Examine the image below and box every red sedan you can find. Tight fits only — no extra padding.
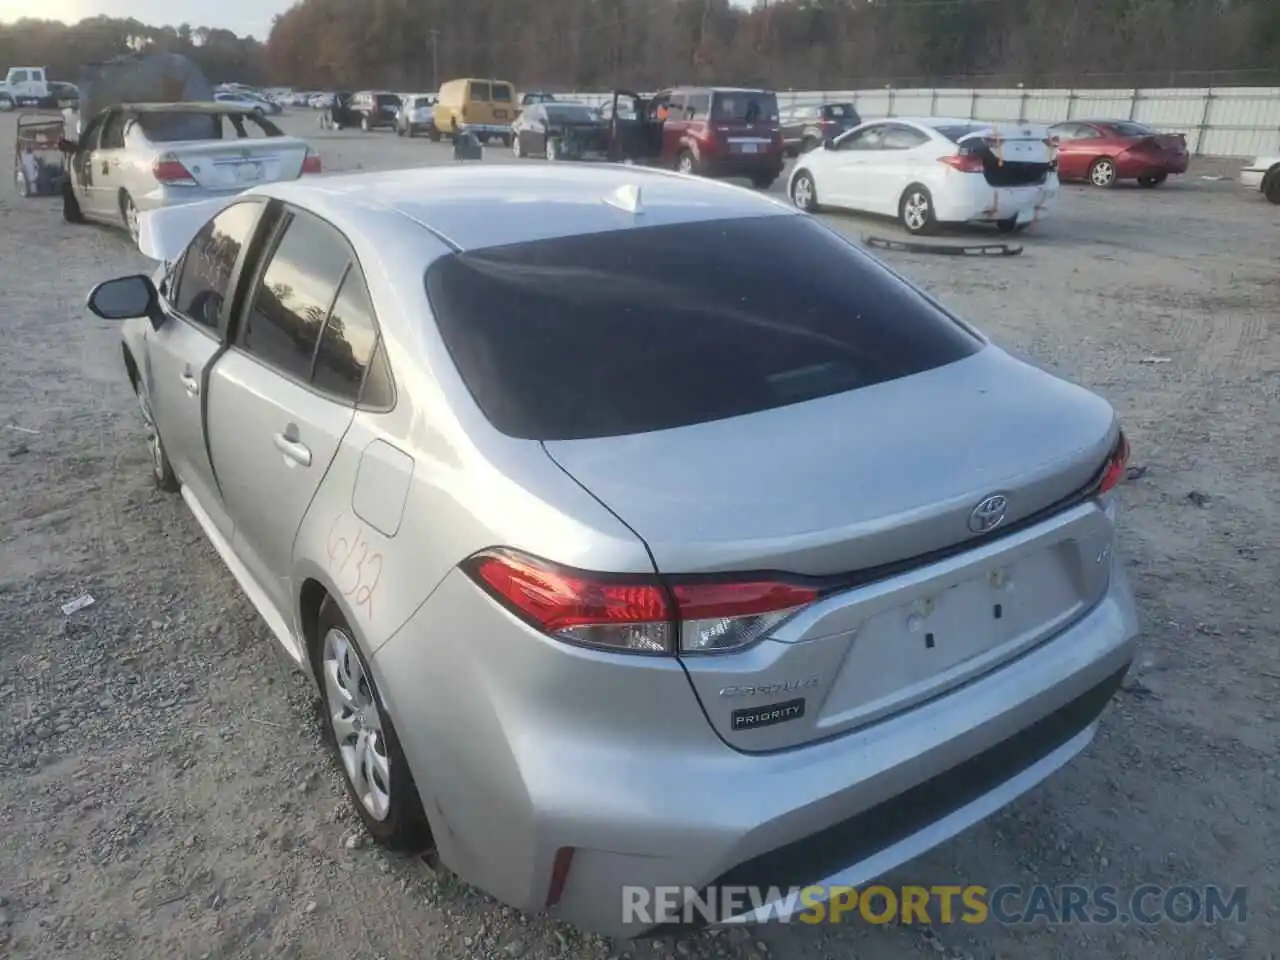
[1048,119,1190,188]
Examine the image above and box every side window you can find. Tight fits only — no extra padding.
[11,70,28,83]
[172,201,265,331]
[98,113,125,150]
[240,210,351,382]
[492,83,513,103]
[667,93,688,119]
[881,124,930,150]
[838,125,884,150]
[469,81,491,102]
[1076,125,1103,139]
[684,92,710,120]
[313,266,385,405]
[33,69,44,82]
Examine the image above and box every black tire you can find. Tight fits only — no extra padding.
[0,94,14,112]
[428,126,441,142]
[1137,173,1167,188]
[800,135,820,154]
[1088,157,1117,188]
[312,597,432,851]
[135,378,179,492]
[62,179,83,224]
[751,171,778,190]
[1263,167,1280,205]
[790,169,819,212]
[396,124,404,137]
[899,184,938,235]
[407,126,416,139]
[500,134,512,148]
[996,216,1027,234]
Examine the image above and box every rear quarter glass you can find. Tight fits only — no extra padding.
[424,215,982,441]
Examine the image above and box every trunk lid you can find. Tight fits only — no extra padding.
[544,346,1120,750]
[959,122,1054,187]
[166,137,309,190]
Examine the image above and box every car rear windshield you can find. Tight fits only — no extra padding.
[376,94,400,108]
[935,123,988,142]
[134,112,222,142]
[1106,121,1154,137]
[712,91,779,122]
[492,84,513,102]
[821,103,858,119]
[424,216,982,440]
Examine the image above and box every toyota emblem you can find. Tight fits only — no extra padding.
[968,494,1008,534]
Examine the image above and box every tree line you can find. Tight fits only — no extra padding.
[4,1,1278,94]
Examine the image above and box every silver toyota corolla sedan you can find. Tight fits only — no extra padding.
[85,164,1138,938]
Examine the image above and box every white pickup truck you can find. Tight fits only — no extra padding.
[0,66,53,109]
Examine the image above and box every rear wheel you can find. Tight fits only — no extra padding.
[1137,173,1167,188]
[1262,167,1280,205]
[995,216,1027,234]
[0,94,14,112]
[1088,157,1117,188]
[313,598,432,851]
[899,185,938,235]
[120,191,139,242]
[675,150,698,176]
[428,125,441,142]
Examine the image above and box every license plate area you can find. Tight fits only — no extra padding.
[816,543,1087,730]
[233,162,262,183]
[733,142,759,154]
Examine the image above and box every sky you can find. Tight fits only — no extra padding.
[0,0,284,42]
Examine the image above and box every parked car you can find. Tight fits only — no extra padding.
[511,101,607,160]
[779,101,861,156]
[351,91,402,131]
[1047,119,1188,188]
[86,162,1136,940]
[433,78,516,144]
[607,86,785,188]
[396,95,436,137]
[319,91,357,130]
[47,80,80,107]
[788,117,1059,235]
[520,91,557,106]
[213,90,282,116]
[61,102,320,240]
[0,65,54,109]
[1240,153,1280,204]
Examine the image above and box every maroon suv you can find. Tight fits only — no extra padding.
[607,86,785,189]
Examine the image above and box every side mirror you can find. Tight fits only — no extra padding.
[86,274,163,328]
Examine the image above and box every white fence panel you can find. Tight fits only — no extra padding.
[561,85,1280,156]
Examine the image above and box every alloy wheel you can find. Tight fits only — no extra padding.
[1090,159,1116,187]
[902,191,930,232]
[322,627,392,821]
[792,174,815,211]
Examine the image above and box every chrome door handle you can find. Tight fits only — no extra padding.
[180,373,199,397]
[273,432,312,466]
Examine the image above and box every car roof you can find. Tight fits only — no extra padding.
[250,163,796,253]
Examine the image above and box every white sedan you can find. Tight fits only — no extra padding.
[1240,154,1280,203]
[787,117,1059,235]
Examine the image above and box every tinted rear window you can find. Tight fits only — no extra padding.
[492,84,513,102]
[821,103,858,119]
[935,124,988,142]
[376,94,400,108]
[1106,121,1153,137]
[425,216,981,441]
[712,91,779,122]
[469,81,491,101]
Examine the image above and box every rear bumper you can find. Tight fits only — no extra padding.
[372,553,1138,939]
[459,123,512,137]
[1115,153,1189,177]
[1239,168,1266,190]
[934,175,1059,226]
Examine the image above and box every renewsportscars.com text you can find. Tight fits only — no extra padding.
[622,884,1248,926]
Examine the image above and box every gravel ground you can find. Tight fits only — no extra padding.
[1,112,1276,960]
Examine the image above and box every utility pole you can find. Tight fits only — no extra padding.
[428,29,440,90]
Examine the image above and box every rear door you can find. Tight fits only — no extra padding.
[205,206,361,619]
[145,199,269,542]
[490,81,515,127]
[822,123,887,209]
[88,109,126,217]
[863,122,932,216]
[710,90,779,160]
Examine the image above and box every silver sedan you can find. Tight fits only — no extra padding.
[85,164,1138,938]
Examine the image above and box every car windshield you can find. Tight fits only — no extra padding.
[413,98,433,108]
[424,215,981,441]
[822,103,857,119]
[1106,121,1154,137]
[934,123,989,142]
[712,91,779,123]
[546,105,598,123]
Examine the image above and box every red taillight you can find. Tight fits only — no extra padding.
[465,549,818,655]
[302,151,321,174]
[152,153,195,184]
[939,153,984,173]
[1097,431,1130,495]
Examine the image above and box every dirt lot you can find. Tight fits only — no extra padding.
[1,111,1276,960]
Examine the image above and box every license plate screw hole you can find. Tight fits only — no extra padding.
[924,632,935,649]
[993,603,1003,620]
